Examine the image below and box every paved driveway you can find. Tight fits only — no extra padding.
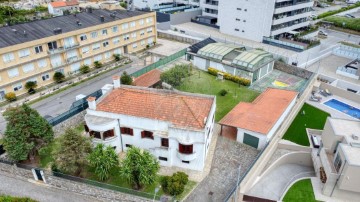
[246,164,315,201]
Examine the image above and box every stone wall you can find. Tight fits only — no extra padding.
[274,61,313,79]
[52,111,87,137]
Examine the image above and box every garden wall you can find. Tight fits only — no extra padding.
[274,61,313,79]
[52,111,86,137]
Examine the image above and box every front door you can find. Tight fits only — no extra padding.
[124,45,128,54]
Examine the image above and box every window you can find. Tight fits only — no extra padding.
[114,48,121,55]
[92,43,100,50]
[89,131,101,139]
[48,41,58,51]
[104,51,111,59]
[18,48,30,58]
[34,45,43,54]
[122,23,128,30]
[178,144,193,154]
[113,37,120,44]
[70,62,80,72]
[102,29,107,35]
[132,32,137,38]
[42,73,50,81]
[84,58,92,66]
[3,53,14,63]
[141,40,145,46]
[140,30,145,36]
[80,34,87,41]
[123,34,130,41]
[148,38,154,45]
[235,29,239,31]
[141,131,154,139]
[37,59,47,68]
[244,9,247,11]
[182,161,190,164]
[13,83,23,91]
[103,129,115,139]
[121,127,133,135]
[237,8,241,10]
[22,63,34,73]
[112,26,118,33]
[159,157,167,161]
[94,54,102,62]
[147,28,152,33]
[7,68,18,78]
[236,18,240,21]
[132,43,137,48]
[146,17,153,23]
[125,144,132,148]
[91,31,98,38]
[103,41,109,47]
[139,19,144,25]
[334,153,342,173]
[130,21,136,27]
[27,78,37,84]
[82,46,90,54]
[161,138,169,147]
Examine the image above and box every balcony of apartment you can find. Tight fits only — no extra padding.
[272,9,311,25]
[274,0,313,14]
[203,0,218,9]
[66,55,82,63]
[48,47,65,55]
[271,18,310,36]
[203,8,218,18]
[64,43,80,50]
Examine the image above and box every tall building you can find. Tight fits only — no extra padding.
[0,9,156,100]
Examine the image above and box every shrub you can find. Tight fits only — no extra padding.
[94,61,102,69]
[80,65,90,74]
[161,172,189,196]
[160,64,190,87]
[208,68,251,86]
[4,92,16,102]
[25,81,37,94]
[120,71,133,85]
[53,72,65,83]
[219,89,228,96]
[113,54,121,61]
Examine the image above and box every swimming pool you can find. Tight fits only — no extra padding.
[324,99,360,119]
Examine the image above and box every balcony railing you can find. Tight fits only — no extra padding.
[48,47,64,55]
[64,43,80,50]
[176,150,197,161]
[66,56,81,63]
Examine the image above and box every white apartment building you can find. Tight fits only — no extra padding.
[84,76,216,171]
[218,0,314,42]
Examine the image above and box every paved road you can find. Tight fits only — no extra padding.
[0,174,98,202]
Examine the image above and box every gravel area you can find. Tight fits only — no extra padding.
[185,136,259,202]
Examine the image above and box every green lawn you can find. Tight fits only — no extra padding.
[0,195,37,202]
[177,70,260,121]
[283,103,330,146]
[283,179,320,202]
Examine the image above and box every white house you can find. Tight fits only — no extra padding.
[219,88,297,150]
[48,0,79,16]
[84,76,216,171]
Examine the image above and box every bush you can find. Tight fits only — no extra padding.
[113,54,121,61]
[219,89,228,96]
[120,71,133,85]
[25,81,37,94]
[4,92,16,102]
[80,65,90,74]
[161,172,189,196]
[160,64,190,87]
[53,72,65,83]
[94,61,102,69]
[208,68,251,86]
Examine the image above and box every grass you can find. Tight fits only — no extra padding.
[341,41,360,48]
[177,69,260,121]
[283,179,321,202]
[317,3,360,19]
[0,195,37,202]
[283,103,330,146]
[324,16,360,32]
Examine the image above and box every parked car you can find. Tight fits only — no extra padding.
[318,30,328,36]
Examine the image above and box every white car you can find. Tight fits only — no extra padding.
[318,30,328,36]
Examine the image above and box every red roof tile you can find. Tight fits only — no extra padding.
[96,87,215,130]
[65,0,79,6]
[133,69,162,87]
[50,1,67,7]
[219,88,297,135]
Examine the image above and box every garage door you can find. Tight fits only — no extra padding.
[243,133,259,149]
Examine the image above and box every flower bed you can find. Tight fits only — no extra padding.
[207,68,251,86]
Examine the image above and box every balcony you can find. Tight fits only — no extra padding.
[176,150,197,161]
[64,43,80,50]
[48,47,64,55]
[272,11,311,25]
[66,56,81,63]
[274,1,313,14]
[271,20,310,36]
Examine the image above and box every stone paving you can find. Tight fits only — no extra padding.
[185,136,259,202]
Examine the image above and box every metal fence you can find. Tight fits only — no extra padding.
[48,89,103,126]
[130,48,187,78]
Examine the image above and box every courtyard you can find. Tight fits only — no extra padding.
[177,69,260,121]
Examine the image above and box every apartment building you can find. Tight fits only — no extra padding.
[84,77,216,171]
[0,9,156,100]
[218,0,314,42]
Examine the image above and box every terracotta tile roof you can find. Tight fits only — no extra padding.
[219,88,298,135]
[65,0,79,6]
[96,87,215,130]
[133,69,162,87]
[50,1,67,7]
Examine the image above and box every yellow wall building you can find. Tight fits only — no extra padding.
[0,9,156,100]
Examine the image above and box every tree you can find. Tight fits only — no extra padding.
[94,61,102,69]
[4,92,16,102]
[113,54,121,61]
[160,65,190,87]
[120,71,133,85]
[88,144,119,181]
[53,72,65,83]
[161,172,189,196]
[3,104,53,161]
[53,128,92,176]
[119,147,160,190]
[80,65,90,74]
[25,81,37,94]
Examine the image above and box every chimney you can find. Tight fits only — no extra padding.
[87,96,96,110]
[112,75,120,88]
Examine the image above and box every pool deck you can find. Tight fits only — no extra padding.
[306,93,360,120]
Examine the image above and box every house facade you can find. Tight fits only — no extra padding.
[0,9,156,100]
[48,1,80,16]
[84,77,216,171]
[219,88,297,149]
[312,117,360,200]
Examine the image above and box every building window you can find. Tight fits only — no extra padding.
[18,48,30,58]
[159,157,167,161]
[334,153,342,173]
[42,74,50,81]
[3,53,15,63]
[235,29,239,31]
[182,160,190,164]
[122,23,129,30]
[103,41,109,47]
[123,34,130,41]
[179,144,193,154]
[237,8,241,10]
[103,129,115,139]
[37,59,47,68]
[91,31,98,38]
[112,26,118,33]
[236,18,240,21]
[125,144,132,148]
[8,68,19,78]
[80,34,87,41]
[102,29,107,35]
[48,41,58,51]
[140,30,145,36]
[132,32,137,38]
[141,131,154,139]
[34,45,43,54]
[13,83,23,91]
[121,127,133,135]
[132,43,137,48]
[113,37,120,44]
[92,43,100,50]
[22,63,34,73]
[161,138,169,147]
[147,28,152,33]
[89,131,101,139]
[139,19,144,25]
[82,46,90,54]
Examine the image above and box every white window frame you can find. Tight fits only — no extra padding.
[122,23,129,30]
[22,63,34,73]
[13,83,23,92]
[82,46,90,54]
[113,37,120,44]
[92,43,100,50]
[130,21,136,28]
[34,45,43,54]
[18,48,30,58]
[8,68,19,78]
[37,59,47,68]
[102,29,108,35]
[80,34,87,41]
[112,26,118,33]
[3,53,15,63]
[91,31,98,38]
[41,73,50,81]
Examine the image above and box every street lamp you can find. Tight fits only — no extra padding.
[153,186,161,202]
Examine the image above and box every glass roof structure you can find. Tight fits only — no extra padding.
[197,43,242,60]
[232,49,273,70]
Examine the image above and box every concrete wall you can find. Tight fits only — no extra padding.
[333,44,360,60]
[157,31,200,44]
[157,22,171,30]
[170,10,202,25]
[52,111,86,137]
[320,82,360,103]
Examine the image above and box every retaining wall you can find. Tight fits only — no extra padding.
[52,111,86,137]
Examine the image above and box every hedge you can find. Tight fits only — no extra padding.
[317,3,360,19]
[208,68,251,86]
[324,16,360,32]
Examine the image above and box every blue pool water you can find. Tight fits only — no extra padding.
[324,99,360,119]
